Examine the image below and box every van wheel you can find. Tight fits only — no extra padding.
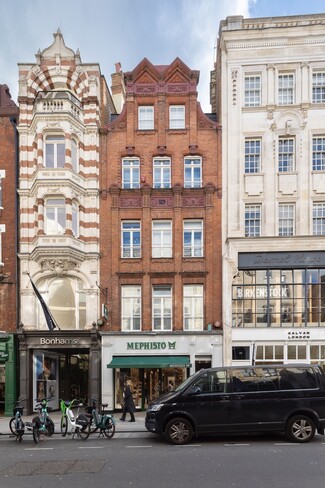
[286,415,315,443]
[165,418,193,445]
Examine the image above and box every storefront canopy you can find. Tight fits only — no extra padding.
[107,356,190,369]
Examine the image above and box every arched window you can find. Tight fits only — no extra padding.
[45,198,66,235]
[37,277,86,330]
[44,135,65,168]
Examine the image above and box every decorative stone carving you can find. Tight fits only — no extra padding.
[119,196,142,207]
[182,196,205,207]
[150,196,174,207]
[41,258,78,275]
[231,69,238,105]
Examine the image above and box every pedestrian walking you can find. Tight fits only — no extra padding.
[120,379,136,422]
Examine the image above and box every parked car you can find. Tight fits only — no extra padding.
[145,364,325,445]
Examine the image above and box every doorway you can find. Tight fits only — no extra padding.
[58,353,89,403]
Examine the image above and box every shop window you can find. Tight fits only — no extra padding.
[45,135,65,168]
[121,285,141,331]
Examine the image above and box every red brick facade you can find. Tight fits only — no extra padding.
[0,85,19,332]
[100,58,222,333]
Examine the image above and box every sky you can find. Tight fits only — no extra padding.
[2,0,325,112]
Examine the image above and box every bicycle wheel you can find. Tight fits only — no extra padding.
[9,417,17,437]
[60,414,68,437]
[103,417,115,439]
[33,426,40,444]
[77,416,90,440]
[46,417,55,437]
[16,418,24,442]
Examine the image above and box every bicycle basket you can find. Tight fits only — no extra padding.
[13,407,24,415]
[76,414,89,427]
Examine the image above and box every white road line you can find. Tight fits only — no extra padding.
[175,444,202,447]
[125,445,152,448]
[224,443,250,446]
[274,443,300,446]
[24,447,54,451]
[77,446,104,449]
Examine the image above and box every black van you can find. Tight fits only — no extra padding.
[145,364,325,444]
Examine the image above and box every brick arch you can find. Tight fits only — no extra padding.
[27,65,90,100]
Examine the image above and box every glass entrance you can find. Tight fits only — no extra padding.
[58,353,89,403]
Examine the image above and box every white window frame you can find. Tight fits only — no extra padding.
[184,156,202,188]
[121,221,141,258]
[138,106,154,130]
[278,137,295,172]
[169,105,185,129]
[72,201,79,237]
[121,285,141,331]
[122,158,140,189]
[312,137,325,171]
[45,198,66,235]
[0,224,5,265]
[152,220,172,258]
[44,135,65,168]
[312,72,325,103]
[152,286,172,331]
[279,203,295,237]
[278,73,294,105]
[0,170,5,208]
[245,139,261,173]
[183,284,204,331]
[313,203,325,235]
[244,75,261,107]
[153,158,171,188]
[245,204,261,237]
[183,220,203,257]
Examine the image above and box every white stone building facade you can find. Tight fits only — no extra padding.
[216,14,325,367]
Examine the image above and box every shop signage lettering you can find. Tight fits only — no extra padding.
[287,331,310,340]
[237,287,288,299]
[40,338,78,345]
[239,251,324,269]
[127,341,176,350]
[0,351,8,361]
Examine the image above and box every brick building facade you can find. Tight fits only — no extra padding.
[0,84,19,411]
[16,31,116,412]
[100,58,223,410]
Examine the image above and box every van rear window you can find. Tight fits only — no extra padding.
[277,367,317,390]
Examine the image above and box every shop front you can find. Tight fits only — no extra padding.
[0,333,16,416]
[101,332,223,411]
[17,326,101,414]
[230,251,325,368]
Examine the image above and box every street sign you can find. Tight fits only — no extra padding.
[102,304,109,321]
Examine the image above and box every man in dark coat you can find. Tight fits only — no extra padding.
[120,380,136,422]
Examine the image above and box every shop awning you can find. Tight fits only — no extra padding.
[107,356,190,369]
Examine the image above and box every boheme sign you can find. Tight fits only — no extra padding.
[127,341,176,350]
[239,252,325,269]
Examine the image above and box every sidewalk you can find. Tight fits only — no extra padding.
[0,410,147,437]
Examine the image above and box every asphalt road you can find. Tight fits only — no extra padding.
[0,432,325,488]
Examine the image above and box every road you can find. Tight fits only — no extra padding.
[1,431,325,488]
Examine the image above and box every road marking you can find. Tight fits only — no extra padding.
[24,447,54,451]
[125,445,152,448]
[175,444,202,447]
[77,446,104,449]
[224,443,250,446]
[274,443,300,446]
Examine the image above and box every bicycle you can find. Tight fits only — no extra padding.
[9,400,25,442]
[86,399,115,438]
[59,399,90,440]
[32,397,55,444]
